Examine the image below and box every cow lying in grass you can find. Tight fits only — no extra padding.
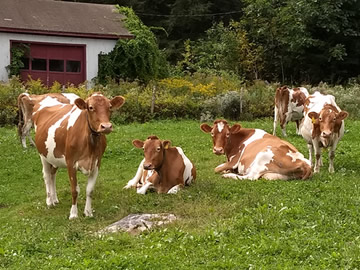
[201,119,312,180]
[124,136,196,194]
[300,91,348,173]
[17,92,79,148]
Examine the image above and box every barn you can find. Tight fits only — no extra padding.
[0,0,133,87]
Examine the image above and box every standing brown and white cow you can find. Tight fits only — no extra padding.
[300,91,348,173]
[201,120,312,180]
[32,93,125,219]
[273,86,309,137]
[18,92,80,148]
[124,136,196,194]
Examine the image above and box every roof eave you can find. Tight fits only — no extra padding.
[0,27,134,40]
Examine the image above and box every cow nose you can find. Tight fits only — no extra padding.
[143,163,152,170]
[322,131,331,138]
[100,123,113,133]
[213,147,224,155]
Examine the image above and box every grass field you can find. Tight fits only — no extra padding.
[1,119,360,269]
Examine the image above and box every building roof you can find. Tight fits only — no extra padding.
[0,0,133,39]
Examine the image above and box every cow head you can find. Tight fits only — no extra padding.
[75,93,125,134]
[200,119,241,155]
[308,104,348,147]
[133,136,171,170]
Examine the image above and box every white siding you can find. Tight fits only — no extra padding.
[0,32,117,86]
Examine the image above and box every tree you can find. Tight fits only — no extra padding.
[98,6,169,83]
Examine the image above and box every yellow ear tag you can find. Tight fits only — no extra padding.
[164,144,169,150]
[312,117,316,124]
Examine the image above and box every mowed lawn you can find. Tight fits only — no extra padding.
[1,119,360,269]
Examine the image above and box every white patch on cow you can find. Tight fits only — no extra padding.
[144,169,154,183]
[124,159,145,189]
[243,129,267,149]
[69,204,78,219]
[176,147,194,185]
[35,96,66,114]
[91,93,103,97]
[137,182,153,195]
[23,92,30,97]
[225,147,275,180]
[67,107,82,129]
[167,184,182,194]
[286,150,311,166]
[44,108,74,168]
[62,93,79,104]
[217,122,225,132]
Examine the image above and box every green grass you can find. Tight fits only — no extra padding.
[1,119,360,269]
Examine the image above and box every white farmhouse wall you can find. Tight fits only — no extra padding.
[0,32,117,85]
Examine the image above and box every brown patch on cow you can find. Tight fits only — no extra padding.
[291,88,307,106]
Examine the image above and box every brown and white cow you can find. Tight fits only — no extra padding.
[124,136,196,194]
[273,86,309,137]
[201,120,312,180]
[18,92,80,148]
[32,92,125,219]
[300,91,348,173]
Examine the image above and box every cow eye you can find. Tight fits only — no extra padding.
[156,147,161,152]
[211,132,214,137]
[226,133,230,138]
[89,105,94,111]
[319,117,322,121]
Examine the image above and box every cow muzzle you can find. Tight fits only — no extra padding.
[99,123,113,134]
[143,163,153,170]
[213,147,224,155]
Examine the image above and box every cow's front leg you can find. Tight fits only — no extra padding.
[67,165,79,219]
[313,141,321,173]
[328,142,339,173]
[215,162,234,173]
[124,159,144,189]
[307,143,314,167]
[84,166,99,217]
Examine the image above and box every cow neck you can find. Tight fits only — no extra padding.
[86,113,101,138]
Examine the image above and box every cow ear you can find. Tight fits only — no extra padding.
[74,98,87,110]
[110,96,125,111]
[308,112,319,123]
[163,140,171,150]
[200,123,212,133]
[337,111,349,121]
[132,140,144,148]
[230,124,242,134]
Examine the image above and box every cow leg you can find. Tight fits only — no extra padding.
[222,173,257,180]
[295,120,301,135]
[281,124,287,137]
[167,184,183,194]
[273,106,278,136]
[137,182,153,195]
[307,143,314,167]
[313,141,321,173]
[124,158,145,189]
[328,142,339,173]
[49,165,59,204]
[67,166,79,219]
[40,156,57,206]
[84,166,98,217]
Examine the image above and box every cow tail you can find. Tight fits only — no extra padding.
[17,93,26,141]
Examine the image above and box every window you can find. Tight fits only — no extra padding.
[32,58,46,71]
[20,57,29,70]
[66,60,81,73]
[49,59,64,72]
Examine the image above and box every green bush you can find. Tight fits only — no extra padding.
[0,77,24,125]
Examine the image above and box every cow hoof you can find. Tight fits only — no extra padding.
[69,214,78,220]
[84,210,94,218]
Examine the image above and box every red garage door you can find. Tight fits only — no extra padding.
[15,42,86,87]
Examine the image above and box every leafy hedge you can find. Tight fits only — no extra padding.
[1,75,359,126]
